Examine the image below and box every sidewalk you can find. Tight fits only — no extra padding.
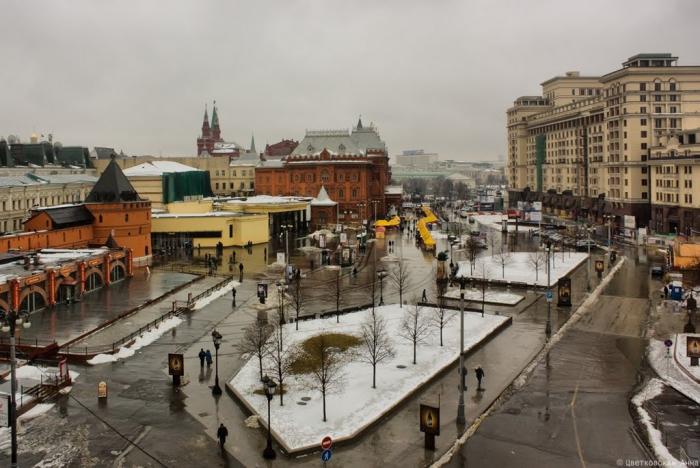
[69,275,226,350]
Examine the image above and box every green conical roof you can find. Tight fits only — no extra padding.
[211,102,220,128]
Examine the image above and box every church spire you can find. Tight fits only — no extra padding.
[201,104,210,136]
[250,134,256,153]
[211,100,221,140]
[356,115,363,130]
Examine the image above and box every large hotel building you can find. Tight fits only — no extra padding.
[506,53,700,234]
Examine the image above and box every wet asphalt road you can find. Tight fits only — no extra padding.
[448,252,653,468]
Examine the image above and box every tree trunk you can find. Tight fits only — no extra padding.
[372,363,376,389]
[279,381,284,406]
[440,325,443,346]
[322,390,327,422]
[413,341,417,364]
[258,356,263,380]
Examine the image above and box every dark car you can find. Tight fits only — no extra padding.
[650,266,665,278]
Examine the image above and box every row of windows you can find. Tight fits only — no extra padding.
[214,169,248,177]
[214,182,254,190]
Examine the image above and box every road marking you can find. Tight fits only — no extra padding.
[113,425,152,467]
[570,382,586,468]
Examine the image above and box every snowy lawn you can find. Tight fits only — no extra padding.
[229,304,509,452]
[456,251,588,287]
[87,316,183,365]
[442,287,524,306]
[647,337,700,405]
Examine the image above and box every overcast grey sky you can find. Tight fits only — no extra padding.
[1,0,699,161]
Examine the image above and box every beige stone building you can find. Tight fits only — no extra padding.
[0,169,97,234]
[94,153,258,199]
[506,53,700,233]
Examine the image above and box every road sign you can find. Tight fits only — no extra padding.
[664,339,673,348]
[321,436,332,450]
[545,290,553,303]
[321,449,332,462]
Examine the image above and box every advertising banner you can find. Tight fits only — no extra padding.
[419,403,440,436]
[168,353,184,376]
[557,277,572,307]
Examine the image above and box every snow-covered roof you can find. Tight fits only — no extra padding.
[152,212,248,219]
[224,195,309,205]
[311,185,337,207]
[385,186,403,195]
[123,161,201,177]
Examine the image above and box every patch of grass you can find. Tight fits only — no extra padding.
[252,387,288,396]
[289,333,361,375]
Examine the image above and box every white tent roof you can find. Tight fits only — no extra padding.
[123,161,200,177]
[311,185,337,206]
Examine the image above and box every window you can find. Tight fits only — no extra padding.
[655,119,663,128]
[229,225,233,238]
[670,82,676,91]
[654,82,661,91]
[641,131,648,138]
[642,192,648,199]
[642,167,647,174]
[99,214,103,223]
[640,107,647,114]
[640,83,646,91]
[641,118,647,125]
[670,106,677,113]
[640,95,647,102]
[670,95,678,102]
[641,143,647,150]
[338,189,344,199]
[670,119,678,128]
[125,214,129,222]
[654,95,662,102]
[655,106,662,113]
[321,171,329,183]
[215,182,219,189]
[642,179,647,186]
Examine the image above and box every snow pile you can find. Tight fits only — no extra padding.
[193,280,239,310]
[456,252,587,287]
[87,316,183,365]
[632,378,684,467]
[443,287,524,306]
[648,337,700,405]
[230,304,508,452]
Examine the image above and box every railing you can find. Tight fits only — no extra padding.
[61,275,236,357]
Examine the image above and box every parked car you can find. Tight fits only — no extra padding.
[576,239,596,251]
[650,265,665,278]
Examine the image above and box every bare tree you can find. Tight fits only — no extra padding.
[323,268,344,323]
[528,250,545,282]
[289,275,307,330]
[389,255,411,308]
[464,236,482,276]
[237,320,273,381]
[399,300,433,364]
[266,323,295,406]
[358,310,395,388]
[303,334,347,422]
[494,245,512,279]
[431,280,454,346]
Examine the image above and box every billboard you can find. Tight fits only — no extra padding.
[168,353,184,377]
[557,277,572,307]
[419,403,440,436]
[688,336,700,358]
[624,215,636,229]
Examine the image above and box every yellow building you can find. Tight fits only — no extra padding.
[506,53,700,232]
[151,200,268,249]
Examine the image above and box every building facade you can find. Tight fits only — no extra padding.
[255,119,393,223]
[506,53,700,231]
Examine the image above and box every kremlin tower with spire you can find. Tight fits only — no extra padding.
[196,101,247,158]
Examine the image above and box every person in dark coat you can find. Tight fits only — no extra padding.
[217,423,229,454]
[198,348,206,368]
[421,289,427,303]
[205,350,213,368]
[232,287,237,307]
[663,285,669,299]
[475,366,485,391]
[239,262,244,281]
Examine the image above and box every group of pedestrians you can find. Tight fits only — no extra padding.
[198,348,213,368]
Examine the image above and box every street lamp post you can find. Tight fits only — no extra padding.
[281,224,293,283]
[545,241,552,337]
[276,281,287,324]
[377,269,387,306]
[1,308,32,468]
[211,330,223,395]
[261,375,277,460]
[457,278,466,425]
[587,225,592,292]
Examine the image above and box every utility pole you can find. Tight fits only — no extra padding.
[545,242,552,337]
[587,225,592,292]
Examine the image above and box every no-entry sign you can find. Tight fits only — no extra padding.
[321,435,332,450]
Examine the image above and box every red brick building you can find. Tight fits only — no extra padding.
[264,139,298,159]
[255,119,393,225]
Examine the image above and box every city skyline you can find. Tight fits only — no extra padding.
[1,1,699,160]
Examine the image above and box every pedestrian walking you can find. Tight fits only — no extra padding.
[421,289,427,303]
[663,285,668,299]
[205,349,213,368]
[217,423,229,454]
[239,262,244,281]
[198,348,206,368]
[232,251,236,263]
[475,366,485,391]
[232,287,237,307]
[264,247,267,259]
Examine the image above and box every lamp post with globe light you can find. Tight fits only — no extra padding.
[1,308,32,468]
[261,375,277,460]
[211,329,223,395]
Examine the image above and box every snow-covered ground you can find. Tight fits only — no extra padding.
[193,280,239,310]
[648,337,700,405]
[473,214,538,232]
[456,252,587,287]
[87,316,183,365]
[632,378,685,467]
[230,304,509,452]
[443,287,524,306]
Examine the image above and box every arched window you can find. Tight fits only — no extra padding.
[125,213,129,222]
[99,214,103,223]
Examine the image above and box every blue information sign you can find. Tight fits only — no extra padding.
[321,449,332,462]
[545,290,553,302]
